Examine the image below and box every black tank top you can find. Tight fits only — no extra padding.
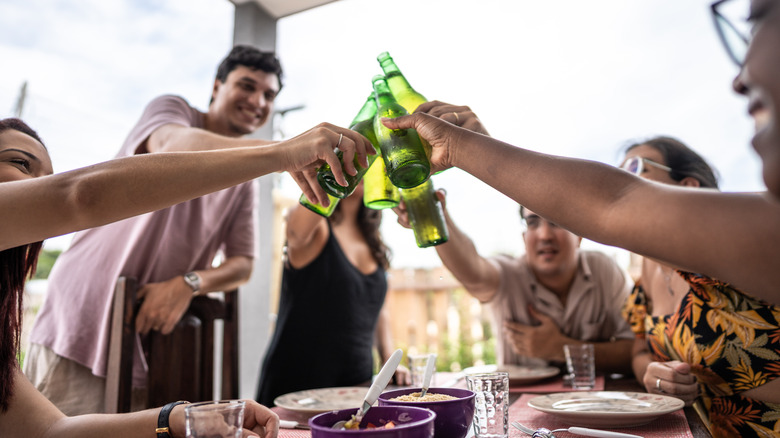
[256,224,387,405]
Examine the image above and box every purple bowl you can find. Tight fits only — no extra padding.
[378,388,476,438]
[309,406,435,438]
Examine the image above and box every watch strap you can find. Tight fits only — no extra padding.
[156,400,189,438]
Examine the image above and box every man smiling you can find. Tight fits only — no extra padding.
[423,199,634,374]
[25,46,283,414]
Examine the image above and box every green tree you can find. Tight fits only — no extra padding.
[33,249,61,279]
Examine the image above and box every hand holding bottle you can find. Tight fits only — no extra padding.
[379,110,463,174]
[415,100,491,136]
[286,122,375,207]
[393,188,447,229]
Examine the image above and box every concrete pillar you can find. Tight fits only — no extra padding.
[231,1,278,400]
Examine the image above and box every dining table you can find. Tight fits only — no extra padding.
[272,371,712,438]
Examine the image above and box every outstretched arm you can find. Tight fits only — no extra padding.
[382,106,780,304]
[394,189,500,302]
[2,369,279,438]
[1,123,371,251]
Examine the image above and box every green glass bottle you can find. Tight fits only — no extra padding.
[377,51,434,161]
[363,154,400,209]
[400,179,448,248]
[316,95,379,198]
[299,192,339,217]
[372,75,430,189]
[377,51,427,113]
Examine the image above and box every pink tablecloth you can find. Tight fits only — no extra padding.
[507,393,693,438]
[509,375,605,393]
[273,407,312,438]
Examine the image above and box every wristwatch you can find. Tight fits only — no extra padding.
[183,271,201,295]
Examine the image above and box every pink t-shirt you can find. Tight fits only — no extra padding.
[29,95,257,386]
[487,250,634,366]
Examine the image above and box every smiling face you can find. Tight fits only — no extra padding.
[0,129,53,183]
[207,65,280,137]
[522,207,581,280]
[734,0,780,196]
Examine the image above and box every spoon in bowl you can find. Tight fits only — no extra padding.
[332,349,404,430]
[419,353,436,398]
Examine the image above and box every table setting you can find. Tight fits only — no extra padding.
[271,346,709,438]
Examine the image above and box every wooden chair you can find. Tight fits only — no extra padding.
[105,276,239,413]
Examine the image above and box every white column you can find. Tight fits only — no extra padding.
[231,1,278,400]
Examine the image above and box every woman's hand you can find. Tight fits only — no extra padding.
[283,123,375,206]
[381,111,464,174]
[415,101,490,136]
[241,400,280,438]
[644,360,699,406]
[169,400,279,438]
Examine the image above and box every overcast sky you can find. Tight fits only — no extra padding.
[0,0,761,270]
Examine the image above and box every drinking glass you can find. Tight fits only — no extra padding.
[564,344,596,390]
[185,400,245,438]
[466,372,509,438]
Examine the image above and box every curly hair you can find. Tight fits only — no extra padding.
[0,118,46,411]
[211,45,284,105]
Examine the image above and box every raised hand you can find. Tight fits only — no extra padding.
[283,123,375,206]
[415,100,490,136]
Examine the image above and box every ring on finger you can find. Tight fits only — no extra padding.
[336,133,343,149]
[452,112,460,124]
[656,378,664,393]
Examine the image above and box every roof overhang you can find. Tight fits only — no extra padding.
[228,0,340,19]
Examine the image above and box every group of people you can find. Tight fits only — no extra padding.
[2,1,780,437]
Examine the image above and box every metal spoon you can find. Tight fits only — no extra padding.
[419,353,436,398]
[512,422,644,438]
[331,349,404,430]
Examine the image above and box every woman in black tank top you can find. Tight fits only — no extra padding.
[256,183,410,405]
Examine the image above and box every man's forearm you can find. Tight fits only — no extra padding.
[435,211,499,302]
[148,124,275,153]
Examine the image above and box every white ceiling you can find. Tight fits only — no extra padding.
[228,0,340,19]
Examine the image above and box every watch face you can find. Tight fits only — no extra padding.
[184,272,200,291]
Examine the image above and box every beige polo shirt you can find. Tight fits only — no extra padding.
[487,250,634,366]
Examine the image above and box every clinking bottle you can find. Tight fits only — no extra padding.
[377,51,427,113]
[372,75,430,189]
[316,94,379,198]
[377,51,433,159]
[363,156,400,210]
[400,178,448,248]
[298,192,339,218]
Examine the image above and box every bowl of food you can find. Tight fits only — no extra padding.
[378,388,475,438]
[309,405,435,437]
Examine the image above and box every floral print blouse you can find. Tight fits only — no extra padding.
[623,272,780,438]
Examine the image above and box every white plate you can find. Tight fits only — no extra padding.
[462,364,559,385]
[527,391,685,427]
[274,387,366,414]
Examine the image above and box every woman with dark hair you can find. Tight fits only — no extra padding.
[619,137,720,407]
[0,116,371,438]
[256,182,410,405]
